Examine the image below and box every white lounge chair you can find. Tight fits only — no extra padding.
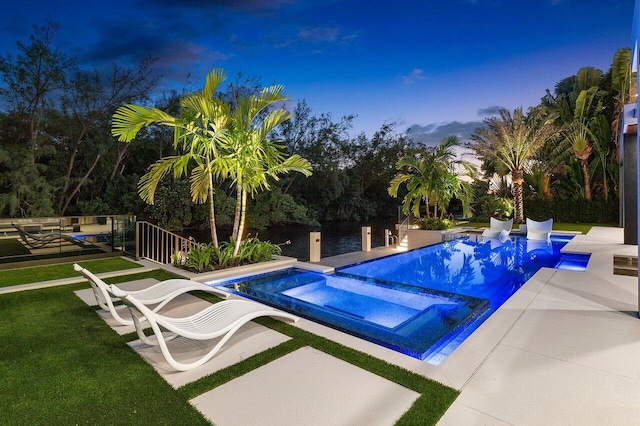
[481,217,513,238]
[73,263,229,326]
[526,218,553,241]
[111,285,299,371]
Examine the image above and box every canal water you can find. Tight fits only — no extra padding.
[183,218,398,261]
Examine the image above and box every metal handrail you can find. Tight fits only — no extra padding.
[136,221,198,265]
[397,213,416,246]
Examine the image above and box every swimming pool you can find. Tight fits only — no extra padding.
[212,235,590,364]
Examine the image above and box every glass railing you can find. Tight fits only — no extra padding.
[0,215,135,266]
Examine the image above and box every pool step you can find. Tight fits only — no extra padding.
[613,254,638,277]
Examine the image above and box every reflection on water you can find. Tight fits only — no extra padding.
[181,218,397,261]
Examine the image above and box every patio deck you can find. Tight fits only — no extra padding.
[68,226,640,424]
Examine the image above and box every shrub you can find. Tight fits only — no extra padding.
[524,198,618,223]
[185,243,215,272]
[417,217,454,230]
[179,237,282,272]
[475,195,514,220]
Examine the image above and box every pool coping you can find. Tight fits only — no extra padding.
[270,228,638,392]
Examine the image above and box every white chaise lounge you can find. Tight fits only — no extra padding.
[526,218,553,241]
[111,285,299,371]
[481,217,513,239]
[73,263,229,326]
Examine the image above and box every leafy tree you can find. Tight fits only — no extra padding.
[470,108,558,223]
[0,20,74,216]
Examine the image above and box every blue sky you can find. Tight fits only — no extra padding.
[0,0,635,144]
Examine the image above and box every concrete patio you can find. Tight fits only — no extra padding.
[69,226,639,425]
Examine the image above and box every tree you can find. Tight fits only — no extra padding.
[0,20,75,216]
[220,85,312,256]
[56,59,158,214]
[388,136,475,219]
[111,69,229,246]
[470,108,558,223]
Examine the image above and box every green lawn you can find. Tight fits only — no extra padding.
[0,257,143,288]
[0,266,459,425]
[460,221,606,234]
[0,238,30,256]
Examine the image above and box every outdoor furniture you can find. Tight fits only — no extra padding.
[526,218,553,241]
[73,263,229,326]
[110,285,299,371]
[481,217,513,238]
[13,224,92,249]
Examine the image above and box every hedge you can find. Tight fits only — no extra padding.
[524,198,619,224]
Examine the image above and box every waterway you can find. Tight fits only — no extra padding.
[183,217,398,261]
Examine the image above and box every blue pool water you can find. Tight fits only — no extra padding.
[213,235,590,364]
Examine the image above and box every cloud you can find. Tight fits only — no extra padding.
[477,105,504,117]
[401,68,426,84]
[406,120,485,146]
[298,27,340,42]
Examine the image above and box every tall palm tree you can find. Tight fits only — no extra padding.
[111,69,229,247]
[388,136,475,219]
[553,86,610,201]
[470,107,558,223]
[218,85,312,256]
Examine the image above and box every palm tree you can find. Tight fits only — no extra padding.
[111,69,229,247]
[388,136,475,219]
[470,107,558,223]
[553,86,611,201]
[218,85,312,256]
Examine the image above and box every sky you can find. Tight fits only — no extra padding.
[0,0,635,145]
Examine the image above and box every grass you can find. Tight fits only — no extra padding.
[0,266,459,425]
[0,238,30,256]
[460,221,603,234]
[0,257,143,288]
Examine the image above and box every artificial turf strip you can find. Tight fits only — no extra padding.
[258,318,459,425]
[0,257,143,288]
[179,301,458,426]
[0,282,210,425]
[0,238,30,256]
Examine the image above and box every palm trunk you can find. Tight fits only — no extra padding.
[580,159,592,201]
[512,169,524,223]
[232,188,242,241]
[233,188,247,257]
[207,177,219,248]
[542,173,553,201]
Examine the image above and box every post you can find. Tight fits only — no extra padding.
[384,229,390,247]
[310,232,321,262]
[362,226,371,252]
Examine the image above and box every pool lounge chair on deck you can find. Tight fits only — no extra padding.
[526,218,553,241]
[111,285,299,371]
[14,224,93,249]
[481,217,513,238]
[73,263,229,326]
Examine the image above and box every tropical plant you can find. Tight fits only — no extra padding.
[185,243,215,272]
[111,69,229,246]
[475,195,514,220]
[219,85,312,256]
[388,136,475,220]
[417,217,454,230]
[469,107,558,223]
